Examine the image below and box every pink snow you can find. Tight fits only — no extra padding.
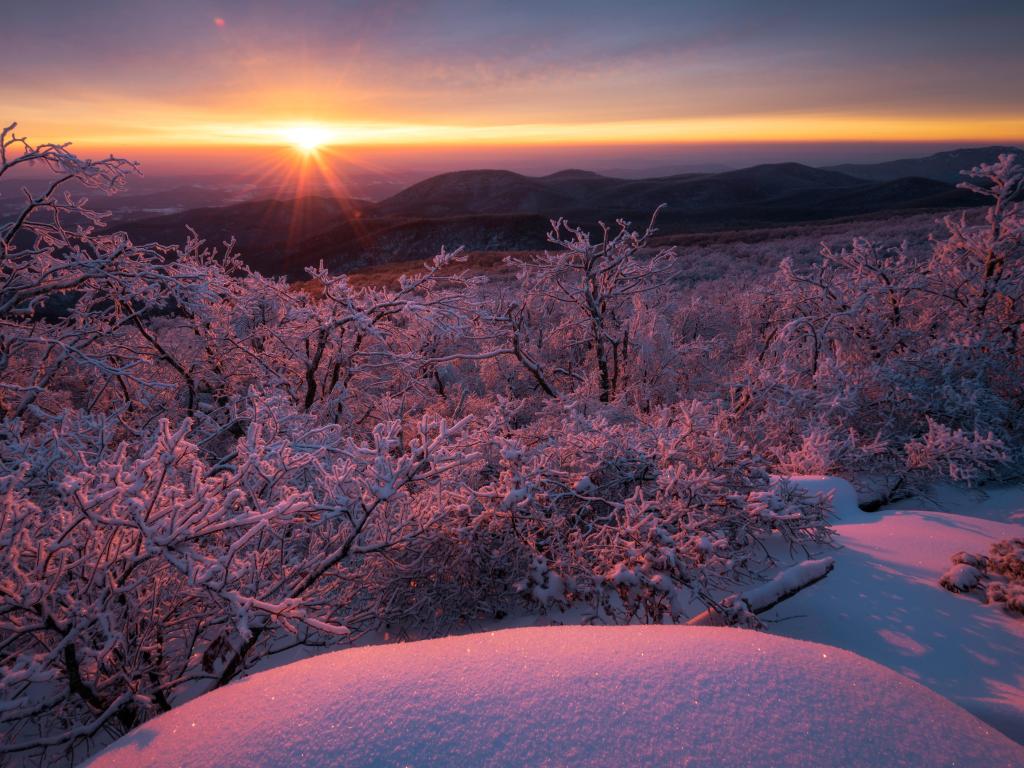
[772,477,1024,743]
[89,625,1023,768]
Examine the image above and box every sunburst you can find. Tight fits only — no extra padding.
[282,124,333,154]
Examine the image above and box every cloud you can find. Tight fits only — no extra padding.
[3,0,1023,145]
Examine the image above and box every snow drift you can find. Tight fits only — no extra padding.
[90,626,1023,768]
[773,477,1024,742]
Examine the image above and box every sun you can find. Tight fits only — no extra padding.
[283,124,333,154]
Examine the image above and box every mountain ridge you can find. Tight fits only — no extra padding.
[109,149,1005,279]
[824,146,1023,184]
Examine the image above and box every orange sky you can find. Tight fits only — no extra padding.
[4,1,1023,170]
[18,112,1024,153]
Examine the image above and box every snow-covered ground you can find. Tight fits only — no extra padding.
[886,481,1024,524]
[89,625,1023,768]
[766,477,1024,743]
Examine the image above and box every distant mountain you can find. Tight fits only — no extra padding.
[111,161,987,279]
[595,162,734,179]
[540,169,608,180]
[589,163,864,213]
[377,169,593,217]
[824,146,1023,184]
[374,162,979,227]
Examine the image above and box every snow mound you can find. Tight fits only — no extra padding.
[90,626,1023,768]
[940,561,983,592]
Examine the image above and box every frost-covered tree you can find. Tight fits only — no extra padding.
[501,209,678,402]
[0,125,482,762]
[735,154,1023,500]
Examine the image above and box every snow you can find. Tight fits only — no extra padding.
[769,477,1024,743]
[886,482,1024,524]
[89,625,1022,768]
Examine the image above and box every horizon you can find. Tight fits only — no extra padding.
[5,140,1022,182]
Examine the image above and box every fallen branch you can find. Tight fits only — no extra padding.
[687,557,835,627]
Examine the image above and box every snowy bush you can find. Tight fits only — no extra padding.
[905,419,1007,485]
[451,402,835,625]
[736,154,1023,498]
[940,539,1024,615]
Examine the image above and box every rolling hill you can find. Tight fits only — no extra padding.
[110,156,991,279]
[825,146,1022,184]
[370,162,980,227]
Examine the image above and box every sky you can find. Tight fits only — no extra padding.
[3,0,1023,172]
